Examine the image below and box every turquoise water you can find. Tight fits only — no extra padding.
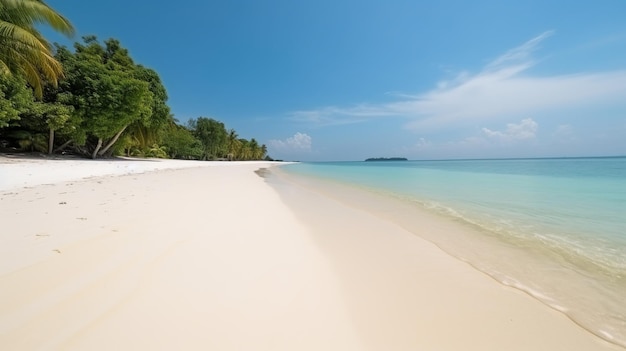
[281,157,626,347]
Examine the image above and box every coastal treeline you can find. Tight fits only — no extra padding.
[0,1,268,160]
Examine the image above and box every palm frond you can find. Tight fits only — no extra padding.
[0,0,72,98]
[0,0,74,36]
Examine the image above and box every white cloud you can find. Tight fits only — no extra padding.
[485,31,553,71]
[482,118,538,141]
[402,120,539,159]
[290,31,626,130]
[268,132,312,152]
[290,105,393,127]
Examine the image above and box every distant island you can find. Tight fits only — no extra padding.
[364,157,408,161]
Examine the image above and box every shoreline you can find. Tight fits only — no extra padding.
[0,158,621,350]
[269,161,626,348]
[267,165,625,350]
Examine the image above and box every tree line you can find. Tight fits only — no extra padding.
[0,1,269,160]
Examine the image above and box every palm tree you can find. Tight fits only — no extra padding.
[238,139,251,160]
[0,0,74,98]
[249,138,260,160]
[226,128,240,160]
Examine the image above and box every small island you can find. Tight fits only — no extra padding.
[365,157,408,161]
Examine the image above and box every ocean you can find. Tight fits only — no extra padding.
[279,157,626,348]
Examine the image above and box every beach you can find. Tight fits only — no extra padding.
[0,156,620,350]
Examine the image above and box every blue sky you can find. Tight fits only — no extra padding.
[45,0,626,161]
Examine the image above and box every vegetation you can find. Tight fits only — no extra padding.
[365,157,408,161]
[0,2,269,161]
[0,0,74,98]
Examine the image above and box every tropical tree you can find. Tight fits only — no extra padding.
[249,138,260,160]
[189,117,227,160]
[55,37,153,158]
[0,0,74,98]
[26,100,73,153]
[226,128,240,160]
[122,66,172,156]
[161,121,202,159]
[0,72,33,127]
[236,138,249,160]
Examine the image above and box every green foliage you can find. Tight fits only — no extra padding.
[133,65,170,128]
[0,31,268,161]
[20,100,73,130]
[181,119,269,161]
[0,73,33,127]
[162,123,203,159]
[63,38,152,138]
[189,117,227,160]
[8,129,47,152]
[0,0,74,98]
[145,144,168,158]
[121,65,172,156]
[55,37,154,157]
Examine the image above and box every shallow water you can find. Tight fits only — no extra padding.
[281,157,626,348]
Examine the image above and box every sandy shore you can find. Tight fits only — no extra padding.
[0,157,620,350]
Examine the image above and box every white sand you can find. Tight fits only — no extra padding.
[0,156,262,191]
[0,156,621,350]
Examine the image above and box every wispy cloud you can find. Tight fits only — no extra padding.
[290,105,397,127]
[484,31,553,71]
[268,132,312,152]
[290,31,626,130]
[482,118,538,141]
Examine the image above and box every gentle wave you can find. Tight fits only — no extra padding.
[282,158,626,348]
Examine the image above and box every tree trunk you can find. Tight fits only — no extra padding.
[48,128,54,155]
[92,138,103,159]
[53,140,73,153]
[98,125,128,156]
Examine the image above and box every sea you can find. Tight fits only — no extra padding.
[279,157,626,348]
